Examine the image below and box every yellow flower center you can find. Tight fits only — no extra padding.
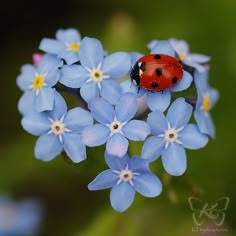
[202,96,211,112]
[33,75,45,90]
[68,43,80,52]
[90,69,103,82]
[178,53,187,60]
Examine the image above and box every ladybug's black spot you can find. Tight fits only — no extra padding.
[151,82,158,88]
[172,77,178,84]
[139,62,146,71]
[154,54,161,60]
[156,68,163,77]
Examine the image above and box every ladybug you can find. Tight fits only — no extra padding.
[130,54,183,91]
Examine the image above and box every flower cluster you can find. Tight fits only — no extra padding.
[17,28,219,212]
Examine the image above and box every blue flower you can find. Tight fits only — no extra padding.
[81,93,150,157]
[17,54,62,115]
[121,41,193,112]
[194,70,219,138]
[39,28,82,65]
[168,38,210,72]
[88,153,162,212]
[0,196,43,236]
[59,37,131,105]
[141,98,208,176]
[21,93,93,163]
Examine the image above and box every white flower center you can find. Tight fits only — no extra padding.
[119,169,133,182]
[113,164,140,186]
[51,121,65,135]
[109,121,122,133]
[90,69,104,82]
[164,129,178,143]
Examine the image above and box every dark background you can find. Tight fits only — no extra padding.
[0,0,235,235]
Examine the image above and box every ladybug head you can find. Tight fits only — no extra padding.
[130,62,140,86]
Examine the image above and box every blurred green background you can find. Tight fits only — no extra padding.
[0,0,235,235]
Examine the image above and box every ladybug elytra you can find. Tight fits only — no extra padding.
[130,54,183,91]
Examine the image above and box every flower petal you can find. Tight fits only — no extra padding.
[60,65,88,88]
[147,110,168,134]
[106,134,128,158]
[130,52,143,65]
[16,65,35,91]
[100,79,122,105]
[47,91,67,120]
[120,79,145,98]
[115,93,138,122]
[58,50,80,65]
[209,87,219,108]
[162,143,186,176]
[134,173,162,197]
[17,90,35,115]
[34,134,63,161]
[194,69,209,91]
[56,28,81,42]
[146,90,171,112]
[179,124,208,149]
[122,120,150,141]
[81,124,110,146]
[79,37,104,69]
[64,107,93,132]
[150,40,176,57]
[88,169,118,190]
[44,69,60,87]
[63,133,87,163]
[105,153,129,170]
[141,136,165,161]
[89,97,115,124]
[194,110,215,138]
[110,183,135,212]
[166,97,193,128]
[35,87,55,112]
[189,53,210,63]
[102,52,131,78]
[169,38,189,54]
[37,54,61,74]
[39,38,62,54]
[170,71,193,92]
[128,157,150,172]
[80,81,99,104]
[21,112,50,135]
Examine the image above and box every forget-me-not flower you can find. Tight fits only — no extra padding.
[121,41,193,112]
[17,54,62,115]
[81,93,150,157]
[194,70,219,138]
[88,153,162,212]
[169,38,210,72]
[59,37,131,105]
[0,196,43,236]
[39,28,82,65]
[21,93,93,163]
[141,98,208,176]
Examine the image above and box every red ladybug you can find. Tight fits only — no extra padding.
[130,54,183,91]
